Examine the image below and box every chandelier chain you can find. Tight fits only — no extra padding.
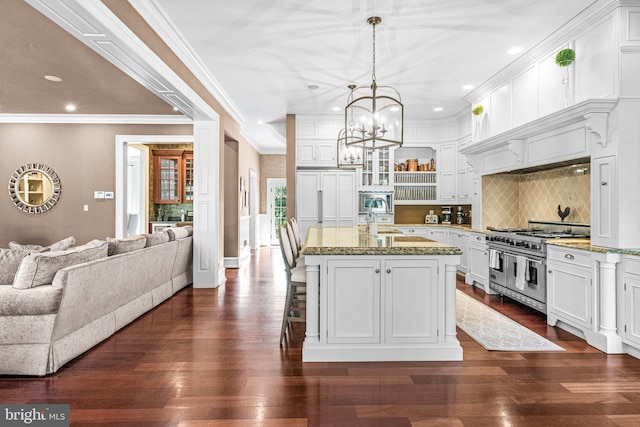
[371,19,377,83]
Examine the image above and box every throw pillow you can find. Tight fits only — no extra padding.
[0,249,30,286]
[8,236,75,252]
[144,231,170,248]
[12,239,108,289]
[106,235,147,256]
[164,227,190,241]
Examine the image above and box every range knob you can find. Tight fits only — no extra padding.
[523,242,530,249]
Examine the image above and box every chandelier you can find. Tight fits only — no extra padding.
[343,16,404,151]
[337,85,365,168]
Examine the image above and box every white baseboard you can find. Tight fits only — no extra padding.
[224,257,239,268]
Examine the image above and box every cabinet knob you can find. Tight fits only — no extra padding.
[564,254,575,260]
[548,270,553,274]
[386,268,391,273]
[477,236,481,241]
[375,269,380,274]
[601,181,608,186]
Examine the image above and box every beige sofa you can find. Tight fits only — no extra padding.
[0,227,193,376]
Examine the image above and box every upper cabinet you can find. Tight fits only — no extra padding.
[361,147,393,188]
[297,140,337,167]
[295,117,341,168]
[153,149,193,204]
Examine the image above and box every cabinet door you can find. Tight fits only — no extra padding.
[450,231,468,270]
[471,177,482,230]
[183,151,194,203]
[592,156,616,246]
[336,171,356,225]
[384,259,438,344]
[327,259,381,344]
[297,142,316,166]
[468,241,488,285]
[320,172,339,225]
[296,172,320,238]
[548,261,592,330]
[428,228,448,243]
[316,142,337,167]
[154,155,182,203]
[438,143,456,202]
[625,275,640,347]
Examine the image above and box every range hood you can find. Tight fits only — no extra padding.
[503,157,589,174]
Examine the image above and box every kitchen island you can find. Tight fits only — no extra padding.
[301,226,463,362]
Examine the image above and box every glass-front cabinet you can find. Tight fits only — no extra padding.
[361,147,393,188]
[393,146,438,204]
[153,149,194,204]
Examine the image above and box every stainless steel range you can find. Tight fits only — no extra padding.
[487,221,590,314]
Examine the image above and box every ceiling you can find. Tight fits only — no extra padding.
[5,0,600,152]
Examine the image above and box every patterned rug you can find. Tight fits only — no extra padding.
[456,290,565,351]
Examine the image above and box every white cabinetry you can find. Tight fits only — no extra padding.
[395,226,429,237]
[449,229,469,273]
[591,155,617,247]
[393,146,437,203]
[296,170,356,238]
[297,141,337,167]
[547,247,593,330]
[547,246,623,354]
[457,139,472,204]
[361,147,393,188]
[623,256,640,353]
[466,232,490,291]
[427,227,449,244]
[326,257,439,346]
[438,143,456,202]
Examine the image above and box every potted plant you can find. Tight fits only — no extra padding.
[472,104,484,142]
[555,48,575,106]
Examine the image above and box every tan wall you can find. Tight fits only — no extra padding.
[482,164,591,229]
[239,142,261,218]
[0,123,192,247]
[259,155,286,214]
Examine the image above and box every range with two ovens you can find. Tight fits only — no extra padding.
[486,221,590,313]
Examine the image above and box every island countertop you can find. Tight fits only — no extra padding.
[302,226,462,256]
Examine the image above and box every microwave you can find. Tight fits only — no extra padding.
[358,191,393,215]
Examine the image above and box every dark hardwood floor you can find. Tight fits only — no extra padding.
[2,247,640,426]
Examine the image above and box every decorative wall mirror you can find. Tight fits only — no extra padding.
[8,163,62,214]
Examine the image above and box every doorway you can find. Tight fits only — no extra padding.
[267,178,287,245]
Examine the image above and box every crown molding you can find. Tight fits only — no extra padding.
[128,0,245,127]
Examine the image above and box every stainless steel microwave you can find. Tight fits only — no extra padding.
[358,191,393,215]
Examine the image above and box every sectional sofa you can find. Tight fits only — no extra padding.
[0,227,193,376]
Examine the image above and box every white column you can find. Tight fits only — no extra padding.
[304,261,321,345]
[193,120,221,288]
[598,254,620,336]
[445,261,459,344]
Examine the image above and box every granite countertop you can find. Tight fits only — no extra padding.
[547,238,640,256]
[392,223,486,234]
[302,226,462,256]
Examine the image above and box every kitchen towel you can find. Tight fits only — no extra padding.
[515,255,526,290]
[489,249,501,270]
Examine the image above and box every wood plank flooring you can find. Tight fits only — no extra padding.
[2,247,640,426]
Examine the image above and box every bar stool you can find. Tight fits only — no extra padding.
[278,225,306,344]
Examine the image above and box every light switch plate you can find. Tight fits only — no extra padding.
[83,205,89,212]
[104,191,114,199]
[94,191,105,199]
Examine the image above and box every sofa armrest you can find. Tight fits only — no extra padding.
[0,284,63,316]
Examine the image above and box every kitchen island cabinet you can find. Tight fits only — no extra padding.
[301,226,462,362]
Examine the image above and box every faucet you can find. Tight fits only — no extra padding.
[366,197,387,235]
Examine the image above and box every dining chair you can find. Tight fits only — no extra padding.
[287,220,304,266]
[289,217,303,252]
[278,225,306,344]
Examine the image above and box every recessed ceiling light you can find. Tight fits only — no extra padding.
[257,120,264,125]
[462,84,474,90]
[507,46,523,55]
[44,75,63,82]
[433,107,444,112]
[307,84,319,90]
[65,104,76,112]
[332,107,341,112]
[173,106,179,112]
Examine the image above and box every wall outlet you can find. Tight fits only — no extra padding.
[83,205,89,212]
[94,191,105,199]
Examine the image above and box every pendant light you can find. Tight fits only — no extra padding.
[343,16,404,151]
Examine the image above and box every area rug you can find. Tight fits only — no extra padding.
[456,290,565,351]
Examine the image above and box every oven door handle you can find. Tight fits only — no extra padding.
[503,253,544,264]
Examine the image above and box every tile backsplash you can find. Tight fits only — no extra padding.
[482,164,590,229]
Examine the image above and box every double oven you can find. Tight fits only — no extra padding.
[486,222,590,314]
[487,231,547,313]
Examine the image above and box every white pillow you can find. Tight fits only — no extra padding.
[106,235,147,256]
[0,249,30,286]
[8,236,75,253]
[12,240,108,289]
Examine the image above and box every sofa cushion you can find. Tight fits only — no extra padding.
[106,235,147,256]
[0,249,30,286]
[164,227,190,241]
[144,231,170,247]
[8,236,75,253]
[12,240,108,289]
